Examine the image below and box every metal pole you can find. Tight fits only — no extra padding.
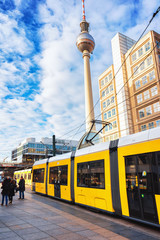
[52,135,56,156]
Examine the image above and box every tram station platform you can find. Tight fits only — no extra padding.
[0,189,159,240]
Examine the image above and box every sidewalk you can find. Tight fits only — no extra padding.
[0,190,159,240]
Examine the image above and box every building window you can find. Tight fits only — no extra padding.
[156,40,160,49]
[151,86,158,96]
[137,94,143,104]
[135,80,141,89]
[146,106,152,116]
[141,124,147,131]
[146,56,152,66]
[149,70,155,81]
[140,61,145,71]
[138,47,143,57]
[148,122,154,129]
[111,96,115,103]
[142,76,147,85]
[139,109,145,118]
[106,87,109,94]
[113,121,117,128]
[153,102,160,112]
[110,135,114,141]
[133,66,139,75]
[103,102,106,109]
[101,79,104,87]
[110,84,113,92]
[104,113,107,120]
[114,133,119,139]
[109,124,112,130]
[105,136,110,142]
[156,120,160,127]
[77,160,105,189]
[105,125,108,131]
[108,111,111,118]
[132,53,137,62]
[144,90,150,100]
[112,108,116,116]
[105,76,108,84]
[109,73,112,80]
[145,42,151,51]
[102,90,105,98]
[107,99,110,106]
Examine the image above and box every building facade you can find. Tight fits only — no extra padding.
[99,31,160,141]
[11,137,78,164]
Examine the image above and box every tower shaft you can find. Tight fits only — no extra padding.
[76,0,96,133]
[83,50,96,131]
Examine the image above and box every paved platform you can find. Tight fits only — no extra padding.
[0,189,159,240]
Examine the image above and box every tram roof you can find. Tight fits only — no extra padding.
[118,126,160,147]
[75,141,110,157]
[48,152,72,163]
[33,158,48,166]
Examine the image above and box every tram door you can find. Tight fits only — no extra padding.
[54,183,60,198]
[125,153,159,223]
[54,168,61,198]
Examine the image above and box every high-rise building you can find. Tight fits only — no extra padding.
[11,137,78,164]
[99,30,160,141]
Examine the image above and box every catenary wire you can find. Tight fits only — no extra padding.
[56,6,160,141]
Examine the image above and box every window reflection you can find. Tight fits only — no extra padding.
[33,168,45,183]
[77,160,105,189]
[49,166,68,185]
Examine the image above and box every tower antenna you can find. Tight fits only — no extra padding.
[82,0,86,20]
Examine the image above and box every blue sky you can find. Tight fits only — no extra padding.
[0,0,160,161]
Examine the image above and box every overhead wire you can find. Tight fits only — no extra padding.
[56,6,160,141]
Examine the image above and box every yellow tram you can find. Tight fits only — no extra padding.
[32,127,160,227]
[14,169,32,185]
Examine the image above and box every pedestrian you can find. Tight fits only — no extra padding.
[1,176,10,206]
[18,176,25,199]
[9,179,17,204]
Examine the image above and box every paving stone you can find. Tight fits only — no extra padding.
[55,232,86,240]
[12,226,40,236]
[0,231,20,239]
[47,228,71,237]
[21,231,50,240]
[36,224,61,232]
[0,189,159,240]
[10,223,33,230]
[76,229,98,237]
[87,234,110,240]
[0,227,11,233]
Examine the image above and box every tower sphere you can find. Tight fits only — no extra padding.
[76,32,95,53]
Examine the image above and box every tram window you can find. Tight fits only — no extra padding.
[24,174,27,180]
[33,168,45,183]
[28,173,31,180]
[77,160,105,189]
[17,174,20,179]
[49,167,58,184]
[49,165,68,185]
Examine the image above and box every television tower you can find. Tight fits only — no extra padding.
[76,0,96,132]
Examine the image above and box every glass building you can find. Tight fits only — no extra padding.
[11,137,78,164]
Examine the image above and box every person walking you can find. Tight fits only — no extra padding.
[1,176,10,206]
[9,179,17,204]
[18,176,25,199]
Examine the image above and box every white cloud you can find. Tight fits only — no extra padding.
[0,0,160,161]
